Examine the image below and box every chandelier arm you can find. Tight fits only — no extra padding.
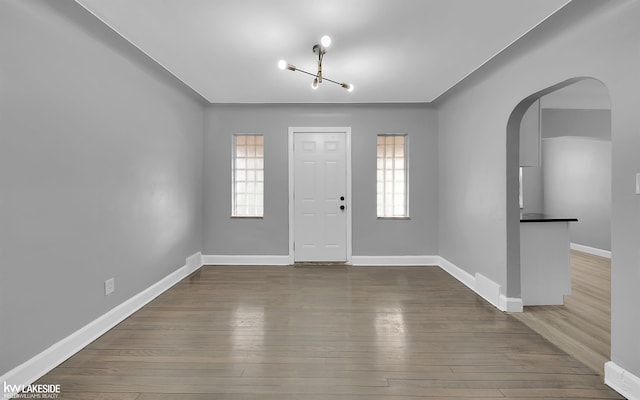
[293,68,319,78]
[321,76,343,86]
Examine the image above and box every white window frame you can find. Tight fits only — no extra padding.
[232,134,264,218]
[376,133,409,219]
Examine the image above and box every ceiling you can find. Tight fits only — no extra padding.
[74,0,571,104]
[541,79,611,110]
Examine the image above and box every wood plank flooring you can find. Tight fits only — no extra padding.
[512,250,611,377]
[36,264,622,399]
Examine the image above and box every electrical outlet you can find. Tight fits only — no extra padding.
[104,278,115,296]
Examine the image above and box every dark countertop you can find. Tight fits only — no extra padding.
[520,213,578,222]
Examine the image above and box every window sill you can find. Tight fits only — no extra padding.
[377,216,410,220]
[231,216,264,219]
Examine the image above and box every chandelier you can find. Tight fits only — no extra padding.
[278,35,354,92]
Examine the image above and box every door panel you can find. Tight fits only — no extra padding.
[294,132,347,262]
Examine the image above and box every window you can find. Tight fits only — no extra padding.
[232,134,264,217]
[377,134,408,218]
[519,167,524,209]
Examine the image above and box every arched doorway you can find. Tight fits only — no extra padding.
[507,77,612,376]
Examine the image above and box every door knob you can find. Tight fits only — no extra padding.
[340,205,345,210]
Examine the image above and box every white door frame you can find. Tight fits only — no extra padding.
[288,127,352,264]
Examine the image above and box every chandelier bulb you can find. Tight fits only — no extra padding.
[278,60,296,71]
[311,78,319,90]
[321,35,331,48]
[341,83,354,92]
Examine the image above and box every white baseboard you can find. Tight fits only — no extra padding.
[201,254,291,266]
[499,295,524,312]
[475,273,501,308]
[437,257,522,312]
[202,255,440,267]
[351,255,439,266]
[0,252,203,399]
[437,256,475,291]
[186,251,202,270]
[571,243,611,259]
[605,361,640,400]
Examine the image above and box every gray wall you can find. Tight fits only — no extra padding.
[542,137,611,250]
[436,0,640,376]
[521,166,544,214]
[540,108,611,251]
[0,0,204,375]
[203,104,438,257]
[521,108,612,248]
[541,108,611,139]
[520,101,544,214]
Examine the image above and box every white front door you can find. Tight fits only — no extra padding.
[290,128,350,262]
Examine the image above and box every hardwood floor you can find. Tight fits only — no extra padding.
[37,264,622,399]
[512,250,612,377]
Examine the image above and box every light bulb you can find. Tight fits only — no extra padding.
[278,59,287,70]
[320,35,331,48]
[311,78,319,90]
[341,83,354,92]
